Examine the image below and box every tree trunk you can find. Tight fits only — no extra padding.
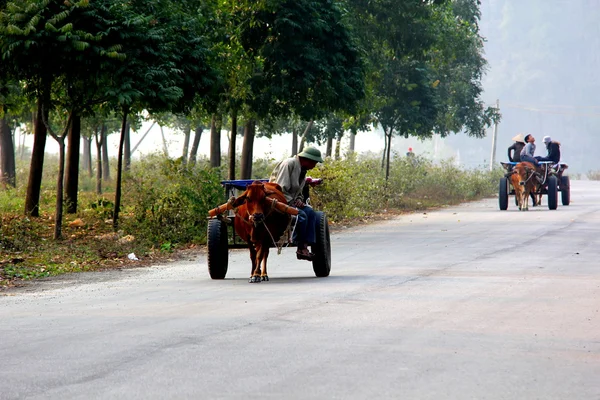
[182,122,191,166]
[20,114,33,160]
[159,125,169,157]
[381,130,388,170]
[228,110,237,180]
[189,124,203,167]
[349,130,356,153]
[54,137,66,239]
[326,137,333,158]
[210,114,221,168]
[82,134,93,178]
[0,115,16,187]
[291,129,298,156]
[124,121,131,171]
[101,124,111,181]
[113,109,128,230]
[240,120,255,179]
[25,94,49,217]
[65,112,81,214]
[385,132,392,181]
[131,121,155,155]
[94,125,105,195]
[298,120,313,153]
[335,133,343,160]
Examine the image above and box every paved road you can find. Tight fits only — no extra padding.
[1,180,600,400]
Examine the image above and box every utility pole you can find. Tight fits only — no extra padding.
[489,99,499,171]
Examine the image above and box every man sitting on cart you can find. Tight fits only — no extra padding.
[535,136,561,164]
[520,134,539,166]
[270,146,324,261]
[507,133,525,163]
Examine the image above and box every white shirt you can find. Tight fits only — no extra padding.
[269,156,306,204]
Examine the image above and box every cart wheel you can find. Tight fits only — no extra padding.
[561,175,570,206]
[547,176,558,210]
[312,212,331,278]
[207,218,229,279]
[499,177,509,210]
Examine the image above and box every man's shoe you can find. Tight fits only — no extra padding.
[296,249,314,261]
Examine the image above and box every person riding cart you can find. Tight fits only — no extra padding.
[520,134,539,166]
[269,146,324,261]
[507,133,526,162]
[536,136,561,164]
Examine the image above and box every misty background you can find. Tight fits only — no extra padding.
[444,0,599,174]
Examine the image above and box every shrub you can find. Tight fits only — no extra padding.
[308,155,501,222]
[309,155,387,221]
[122,155,223,246]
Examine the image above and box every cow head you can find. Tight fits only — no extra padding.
[231,181,269,226]
[246,182,270,225]
[515,162,535,186]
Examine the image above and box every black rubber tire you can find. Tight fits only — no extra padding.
[561,175,570,206]
[547,176,558,210]
[312,212,331,278]
[499,177,509,210]
[207,218,229,279]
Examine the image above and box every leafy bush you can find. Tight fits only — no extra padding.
[123,155,223,245]
[309,155,501,222]
[309,155,387,219]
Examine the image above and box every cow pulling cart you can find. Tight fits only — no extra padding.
[498,161,570,210]
[206,179,331,280]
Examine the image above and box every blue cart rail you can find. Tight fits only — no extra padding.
[219,179,268,205]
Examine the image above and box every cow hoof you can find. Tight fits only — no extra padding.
[261,275,269,282]
[249,276,262,283]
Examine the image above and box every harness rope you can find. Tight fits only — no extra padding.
[523,168,536,185]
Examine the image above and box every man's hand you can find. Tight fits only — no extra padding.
[293,199,305,208]
[306,177,323,187]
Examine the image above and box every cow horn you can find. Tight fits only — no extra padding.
[208,202,233,218]
[271,199,299,216]
[208,196,242,218]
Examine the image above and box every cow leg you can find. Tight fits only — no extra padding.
[248,245,261,283]
[260,246,270,281]
[249,243,263,283]
[523,190,529,211]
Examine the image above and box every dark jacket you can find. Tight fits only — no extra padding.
[546,141,561,163]
[508,142,525,162]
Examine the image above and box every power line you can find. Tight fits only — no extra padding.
[503,103,600,117]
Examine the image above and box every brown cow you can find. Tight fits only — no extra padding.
[229,181,297,283]
[509,162,540,210]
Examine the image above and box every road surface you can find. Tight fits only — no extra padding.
[1,180,599,400]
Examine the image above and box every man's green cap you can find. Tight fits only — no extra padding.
[298,146,324,163]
